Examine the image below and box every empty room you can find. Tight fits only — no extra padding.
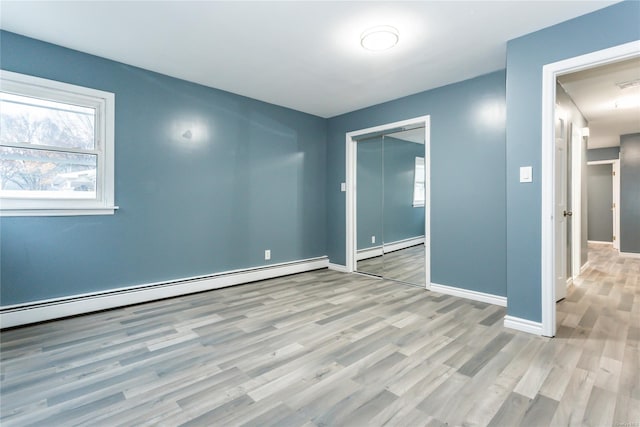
[1,1,639,426]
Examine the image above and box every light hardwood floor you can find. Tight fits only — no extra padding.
[358,244,426,286]
[1,243,638,426]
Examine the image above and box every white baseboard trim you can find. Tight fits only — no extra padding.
[328,263,349,273]
[620,251,640,259]
[383,236,424,254]
[588,240,613,245]
[580,261,590,274]
[0,256,329,329]
[356,246,383,261]
[503,315,543,336]
[356,236,424,261]
[430,282,507,307]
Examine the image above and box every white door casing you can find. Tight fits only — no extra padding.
[345,115,431,288]
[540,40,640,337]
[613,159,620,251]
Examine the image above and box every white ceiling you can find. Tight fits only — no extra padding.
[559,57,640,149]
[0,1,618,118]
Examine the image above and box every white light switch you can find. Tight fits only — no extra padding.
[340,182,346,192]
[520,166,533,183]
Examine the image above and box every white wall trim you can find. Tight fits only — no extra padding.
[345,115,431,289]
[356,246,383,261]
[580,261,590,274]
[587,240,613,245]
[383,236,424,254]
[620,252,640,259]
[587,160,619,165]
[504,315,543,336]
[0,256,329,329]
[540,40,640,338]
[613,159,621,251]
[328,263,349,273]
[356,236,425,261]
[430,282,507,307]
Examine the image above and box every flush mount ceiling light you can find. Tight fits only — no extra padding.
[360,25,399,51]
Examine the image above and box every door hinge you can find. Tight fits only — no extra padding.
[613,236,616,241]
[613,171,616,176]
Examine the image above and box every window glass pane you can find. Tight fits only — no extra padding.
[0,146,97,199]
[0,92,95,150]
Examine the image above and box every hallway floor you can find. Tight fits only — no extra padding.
[553,242,639,425]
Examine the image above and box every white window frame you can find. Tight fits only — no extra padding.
[0,70,117,216]
[413,156,425,207]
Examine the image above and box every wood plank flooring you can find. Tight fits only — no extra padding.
[1,242,638,426]
[357,244,426,286]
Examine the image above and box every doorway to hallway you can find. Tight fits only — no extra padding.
[541,40,640,337]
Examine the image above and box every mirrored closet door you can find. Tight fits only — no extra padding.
[356,135,384,277]
[355,127,426,286]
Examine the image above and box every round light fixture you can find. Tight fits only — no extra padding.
[360,25,399,51]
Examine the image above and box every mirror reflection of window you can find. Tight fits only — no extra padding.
[413,156,425,207]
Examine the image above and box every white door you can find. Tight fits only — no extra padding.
[570,127,582,280]
[555,119,568,302]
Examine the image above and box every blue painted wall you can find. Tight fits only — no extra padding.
[587,147,620,161]
[327,70,507,297]
[383,137,425,244]
[505,1,640,322]
[0,31,327,305]
[620,133,640,253]
[356,137,383,250]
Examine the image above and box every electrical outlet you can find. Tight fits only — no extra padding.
[371,236,376,244]
[264,249,271,260]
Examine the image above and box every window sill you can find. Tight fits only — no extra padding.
[1,206,119,217]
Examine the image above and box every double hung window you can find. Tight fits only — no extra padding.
[0,71,115,216]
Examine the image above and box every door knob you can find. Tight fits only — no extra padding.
[563,210,572,217]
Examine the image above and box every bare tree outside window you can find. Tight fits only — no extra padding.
[0,93,97,198]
